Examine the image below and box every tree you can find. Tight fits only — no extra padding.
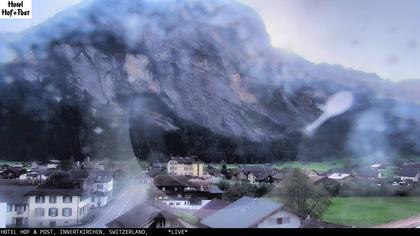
[60,156,75,171]
[279,168,331,218]
[221,164,228,177]
[222,182,256,201]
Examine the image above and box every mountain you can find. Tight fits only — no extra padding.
[0,0,419,163]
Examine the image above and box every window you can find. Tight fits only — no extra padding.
[176,202,180,206]
[15,205,26,213]
[162,187,165,191]
[91,196,95,202]
[169,202,174,206]
[62,208,72,217]
[35,196,45,203]
[277,217,291,224]
[7,204,12,212]
[49,221,56,227]
[34,208,45,217]
[97,184,103,190]
[177,194,182,198]
[49,196,56,204]
[48,208,58,217]
[63,196,72,203]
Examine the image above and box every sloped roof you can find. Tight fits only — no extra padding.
[200,197,283,228]
[106,202,182,228]
[355,167,378,178]
[310,175,327,184]
[194,199,230,220]
[92,169,113,182]
[24,188,86,197]
[328,173,351,180]
[240,166,278,180]
[153,175,192,187]
[0,184,37,204]
[399,167,420,177]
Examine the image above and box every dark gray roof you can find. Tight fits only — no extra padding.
[146,168,166,177]
[0,184,37,204]
[151,163,167,168]
[153,175,192,187]
[200,197,283,228]
[92,170,113,182]
[24,188,86,197]
[399,167,420,177]
[355,167,378,178]
[106,202,181,228]
[194,199,230,220]
[240,166,278,181]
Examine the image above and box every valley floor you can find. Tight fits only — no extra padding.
[322,197,420,227]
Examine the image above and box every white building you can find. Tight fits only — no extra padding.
[19,171,48,182]
[0,183,37,228]
[158,196,211,210]
[90,170,113,208]
[25,189,90,228]
[0,203,6,228]
[399,167,420,182]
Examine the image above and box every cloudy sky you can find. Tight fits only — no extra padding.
[0,0,418,81]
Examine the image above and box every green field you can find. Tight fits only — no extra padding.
[215,160,343,172]
[275,160,343,172]
[322,197,420,227]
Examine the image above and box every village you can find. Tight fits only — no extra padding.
[1,156,420,228]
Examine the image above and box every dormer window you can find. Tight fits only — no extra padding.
[63,196,72,203]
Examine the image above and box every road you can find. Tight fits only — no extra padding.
[82,183,149,228]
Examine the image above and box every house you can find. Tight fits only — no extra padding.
[354,167,379,180]
[0,182,37,228]
[37,160,60,169]
[0,167,26,179]
[200,197,301,228]
[327,173,352,182]
[302,168,320,178]
[167,156,204,177]
[193,199,230,220]
[145,168,166,178]
[202,166,223,180]
[90,170,113,208]
[0,164,10,172]
[25,189,90,227]
[0,203,6,228]
[19,171,48,183]
[399,167,420,182]
[153,175,222,210]
[106,202,185,228]
[235,166,279,184]
[151,162,167,170]
[24,171,91,227]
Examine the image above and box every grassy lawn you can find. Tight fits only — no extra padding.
[214,160,343,172]
[275,160,343,172]
[322,197,420,227]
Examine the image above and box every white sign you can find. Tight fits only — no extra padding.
[0,0,32,19]
[0,203,6,228]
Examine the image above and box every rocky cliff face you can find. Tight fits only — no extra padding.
[0,0,419,162]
